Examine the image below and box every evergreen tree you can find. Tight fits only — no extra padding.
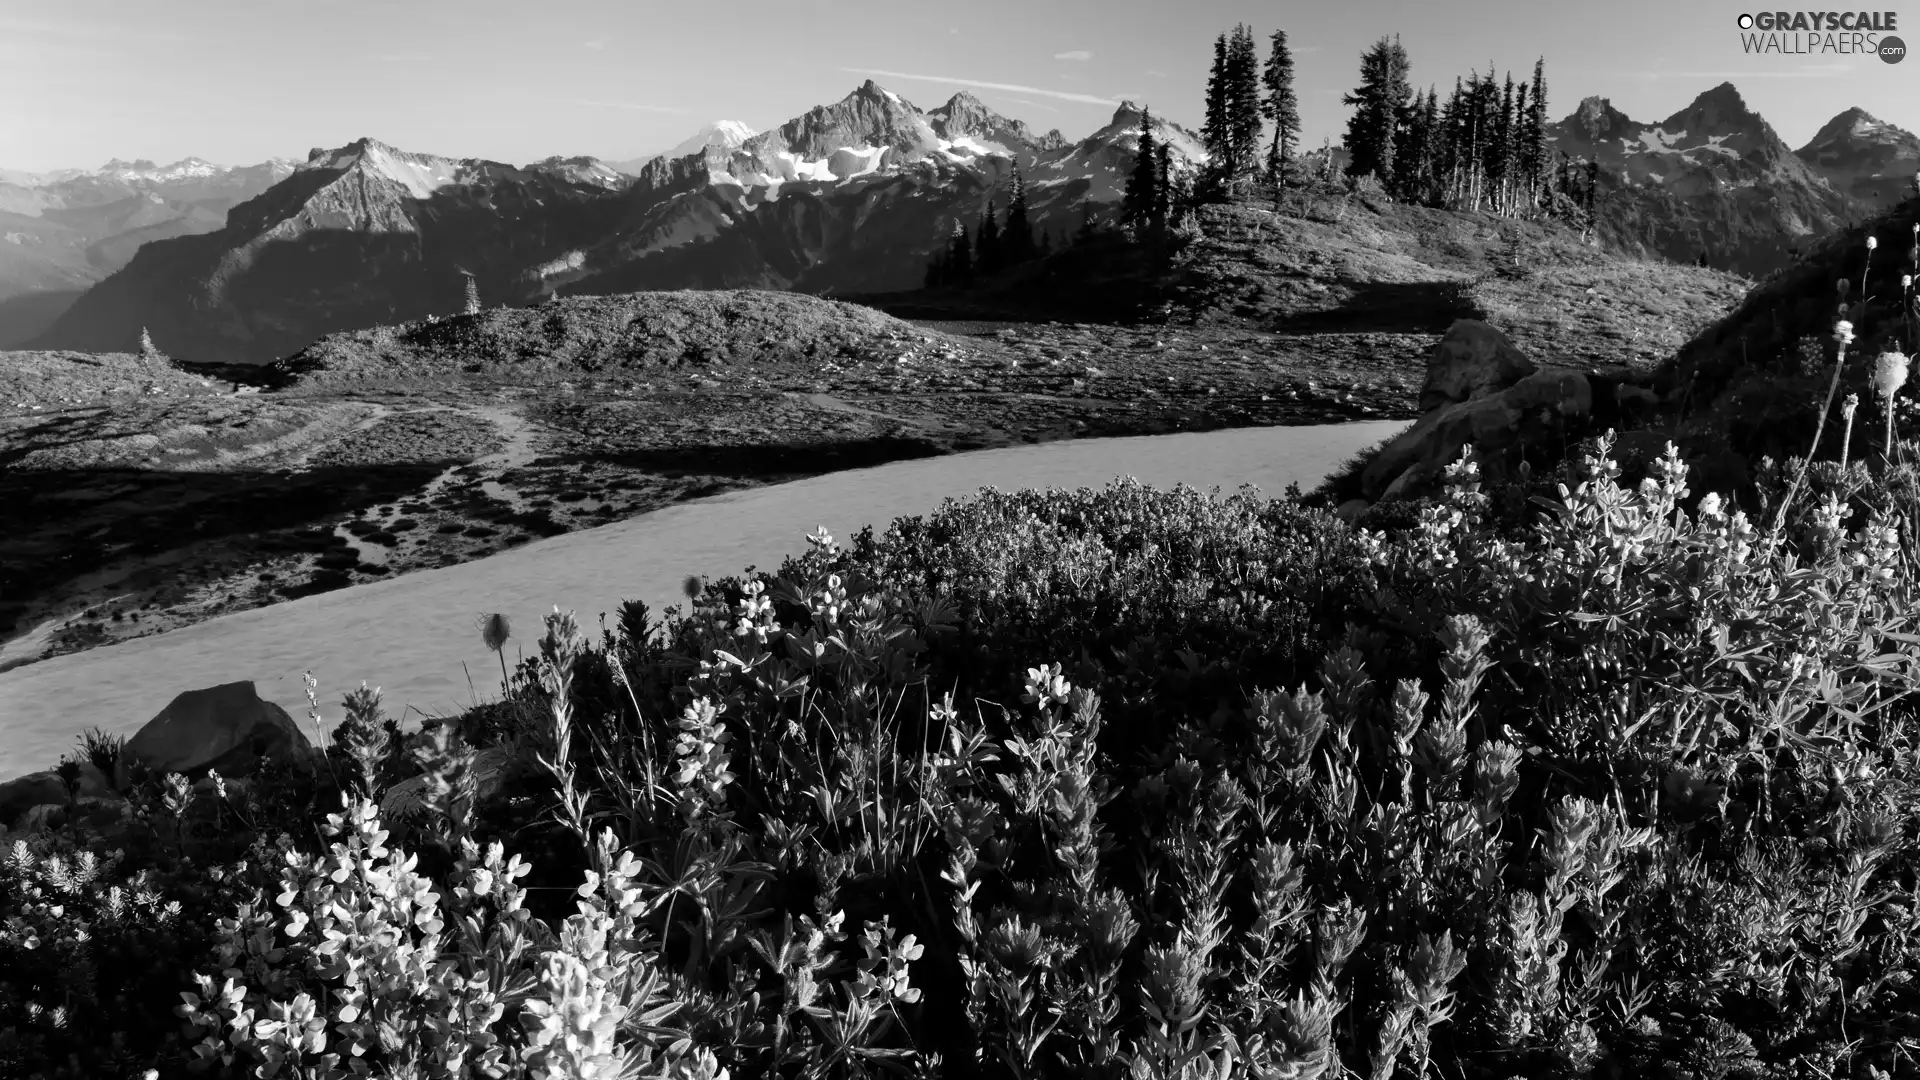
[1261,28,1301,192]
[1583,160,1600,239]
[1525,57,1549,208]
[1225,24,1264,194]
[976,198,1001,275]
[1154,142,1176,230]
[461,270,480,316]
[1496,72,1516,213]
[138,326,161,363]
[924,245,947,288]
[1203,35,1231,177]
[1343,34,1411,187]
[1004,168,1033,263]
[1122,107,1162,236]
[948,219,973,282]
[1392,87,1436,202]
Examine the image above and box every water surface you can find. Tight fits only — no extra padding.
[0,420,1400,778]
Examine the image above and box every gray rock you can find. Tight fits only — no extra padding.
[115,681,314,789]
[1365,369,1593,500]
[1420,319,1538,412]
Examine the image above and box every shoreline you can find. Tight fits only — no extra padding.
[1,326,1421,676]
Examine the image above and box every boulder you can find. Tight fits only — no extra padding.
[1364,369,1593,500]
[0,762,117,827]
[115,681,313,789]
[1421,319,1538,411]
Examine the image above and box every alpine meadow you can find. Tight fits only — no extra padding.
[8,6,1920,1080]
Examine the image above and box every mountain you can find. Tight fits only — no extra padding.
[1545,82,1862,276]
[32,139,627,361]
[532,84,1203,301]
[35,83,1206,364]
[0,155,295,345]
[609,120,757,176]
[1795,107,1920,212]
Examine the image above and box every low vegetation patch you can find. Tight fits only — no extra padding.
[12,419,1920,1077]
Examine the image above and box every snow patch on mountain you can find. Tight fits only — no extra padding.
[306,140,463,199]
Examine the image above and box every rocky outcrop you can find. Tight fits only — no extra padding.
[1364,367,1595,499]
[1419,319,1538,410]
[114,680,314,788]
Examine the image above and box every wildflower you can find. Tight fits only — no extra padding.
[1835,319,1856,346]
[1875,350,1911,399]
[1867,235,1879,251]
[1022,663,1072,708]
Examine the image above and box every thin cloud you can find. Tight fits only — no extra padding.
[1054,49,1093,61]
[584,38,608,50]
[841,68,1120,106]
[1145,69,1169,78]
[574,98,691,114]
[1004,98,1063,114]
[1296,44,1324,54]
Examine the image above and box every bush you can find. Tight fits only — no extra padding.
[20,429,1920,1078]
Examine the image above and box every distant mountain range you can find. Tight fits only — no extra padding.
[0,156,295,345]
[1547,82,1920,274]
[14,79,1920,363]
[32,82,1197,364]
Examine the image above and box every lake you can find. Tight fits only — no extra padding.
[0,419,1401,779]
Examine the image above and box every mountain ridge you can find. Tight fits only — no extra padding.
[33,82,1208,363]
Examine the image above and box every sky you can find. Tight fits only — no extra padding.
[4,0,1918,172]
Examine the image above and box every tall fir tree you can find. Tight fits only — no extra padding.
[1342,34,1411,187]
[976,198,1001,275]
[1261,28,1301,192]
[1122,107,1162,236]
[1004,168,1033,263]
[1525,57,1549,208]
[1497,72,1516,213]
[1154,142,1176,230]
[1202,34,1231,172]
[947,219,973,282]
[1225,24,1264,193]
[1391,86,1435,202]
[1583,159,1600,240]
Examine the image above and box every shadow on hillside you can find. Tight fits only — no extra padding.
[0,459,454,635]
[0,290,85,348]
[1268,280,1487,335]
[563,434,949,479]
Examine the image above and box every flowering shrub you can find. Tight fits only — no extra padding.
[12,413,1920,1079]
[0,831,262,1079]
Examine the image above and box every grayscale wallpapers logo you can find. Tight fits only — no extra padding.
[1735,11,1905,62]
